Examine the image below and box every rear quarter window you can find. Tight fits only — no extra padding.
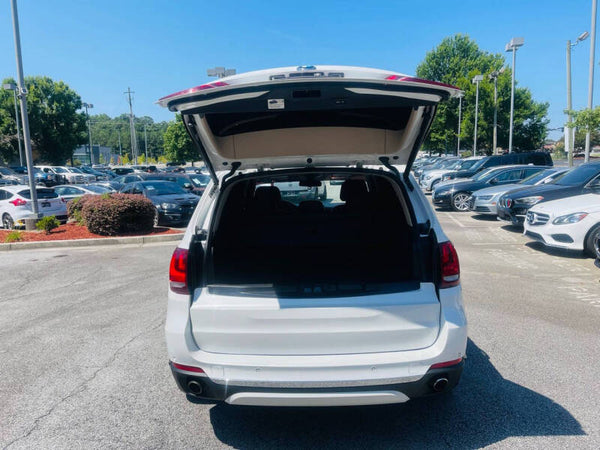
[18,189,58,199]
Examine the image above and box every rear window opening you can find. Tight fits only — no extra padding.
[201,171,434,297]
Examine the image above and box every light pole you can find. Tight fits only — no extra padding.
[566,31,589,167]
[456,92,464,155]
[82,102,94,165]
[489,67,506,154]
[505,37,524,153]
[207,67,236,78]
[2,83,24,165]
[585,0,598,162]
[10,0,39,221]
[472,74,484,156]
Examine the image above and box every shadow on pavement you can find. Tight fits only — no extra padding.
[470,214,500,222]
[501,224,523,233]
[207,340,583,448]
[525,241,589,260]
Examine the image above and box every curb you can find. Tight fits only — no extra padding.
[0,232,184,251]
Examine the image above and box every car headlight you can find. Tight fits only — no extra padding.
[161,202,179,209]
[515,196,544,206]
[552,212,588,225]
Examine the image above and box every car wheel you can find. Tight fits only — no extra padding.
[431,179,440,190]
[584,223,600,257]
[451,192,471,212]
[2,213,15,230]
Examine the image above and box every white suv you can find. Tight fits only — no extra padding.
[160,66,467,407]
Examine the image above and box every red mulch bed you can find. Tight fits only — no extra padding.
[1,223,182,243]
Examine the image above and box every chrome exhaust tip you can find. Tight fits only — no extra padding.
[432,377,449,392]
[187,380,203,395]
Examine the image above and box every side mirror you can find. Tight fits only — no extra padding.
[489,178,498,185]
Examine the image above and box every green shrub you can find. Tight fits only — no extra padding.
[4,231,23,243]
[36,216,60,234]
[67,195,95,225]
[81,194,155,236]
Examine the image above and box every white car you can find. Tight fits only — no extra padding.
[524,193,600,256]
[0,185,67,229]
[159,65,467,407]
[36,166,94,184]
[53,184,112,202]
[419,157,484,192]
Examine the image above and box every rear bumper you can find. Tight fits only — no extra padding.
[165,285,467,406]
[170,360,464,406]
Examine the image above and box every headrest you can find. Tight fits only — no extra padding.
[253,186,282,206]
[298,200,324,214]
[340,179,368,202]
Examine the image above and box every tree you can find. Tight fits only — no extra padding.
[163,114,196,163]
[416,34,549,153]
[19,76,87,164]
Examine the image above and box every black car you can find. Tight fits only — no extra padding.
[441,152,553,181]
[119,180,199,226]
[112,173,210,195]
[497,162,600,225]
[432,165,550,211]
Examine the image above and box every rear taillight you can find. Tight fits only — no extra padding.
[171,362,205,373]
[431,358,463,369]
[169,247,189,294]
[439,241,460,288]
[9,198,27,207]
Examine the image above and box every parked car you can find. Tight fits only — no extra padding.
[413,157,459,179]
[119,180,199,226]
[419,157,484,192]
[152,173,212,196]
[111,167,135,176]
[523,192,600,257]
[0,166,28,185]
[441,152,553,181]
[433,165,550,211]
[53,184,112,202]
[89,181,120,192]
[10,166,57,186]
[78,166,110,181]
[497,162,600,225]
[36,166,88,184]
[158,65,467,406]
[469,168,569,216]
[0,185,67,229]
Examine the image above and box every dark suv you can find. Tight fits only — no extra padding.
[442,152,553,181]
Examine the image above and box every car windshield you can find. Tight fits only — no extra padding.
[554,165,600,186]
[472,167,499,181]
[190,174,210,187]
[458,159,480,170]
[467,158,488,172]
[52,167,67,173]
[142,182,187,195]
[84,185,110,194]
[69,168,84,174]
[18,188,58,199]
[519,169,555,185]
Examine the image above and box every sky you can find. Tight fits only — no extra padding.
[0,0,597,140]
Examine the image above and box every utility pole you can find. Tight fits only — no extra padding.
[456,92,463,156]
[118,130,122,156]
[489,68,505,154]
[567,32,589,167]
[125,87,138,165]
[472,74,484,156]
[10,0,39,220]
[585,0,598,162]
[144,124,148,162]
[506,37,525,154]
[82,102,93,165]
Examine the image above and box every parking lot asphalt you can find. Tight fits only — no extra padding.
[1,206,599,449]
